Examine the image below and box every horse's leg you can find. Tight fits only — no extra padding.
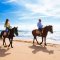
[33,36,35,45]
[36,37,39,44]
[10,39,13,48]
[3,37,5,46]
[43,37,45,47]
[43,37,47,47]
[3,37,6,47]
[44,37,47,46]
[8,38,13,48]
[33,36,34,43]
[8,38,10,47]
[33,38,34,44]
[3,38,4,46]
[40,37,43,45]
[5,39,6,46]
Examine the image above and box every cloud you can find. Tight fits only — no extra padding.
[2,0,60,18]
[0,25,5,30]
[2,0,18,3]
[24,0,60,17]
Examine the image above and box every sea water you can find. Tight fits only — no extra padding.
[0,30,60,44]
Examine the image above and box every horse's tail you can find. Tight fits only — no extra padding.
[32,30,34,36]
[0,33,2,39]
[0,31,3,39]
[32,30,36,36]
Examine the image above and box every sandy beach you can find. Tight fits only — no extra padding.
[0,39,60,60]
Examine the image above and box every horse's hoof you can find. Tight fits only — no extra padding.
[39,42,42,45]
[4,45,7,47]
[11,46,13,48]
[8,44,10,47]
[45,44,47,46]
[37,43,40,45]
[43,45,45,47]
[33,44,35,46]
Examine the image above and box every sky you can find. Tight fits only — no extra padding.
[0,0,60,31]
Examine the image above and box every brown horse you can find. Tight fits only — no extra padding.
[0,27,18,48]
[32,25,53,46]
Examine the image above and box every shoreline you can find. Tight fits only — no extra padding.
[13,37,60,45]
[0,37,60,45]
[14,40,60,47]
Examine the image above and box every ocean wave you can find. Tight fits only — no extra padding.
[0,30,60,41]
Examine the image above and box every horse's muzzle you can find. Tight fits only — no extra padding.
[16,33,18,36]
[51,31,53,33]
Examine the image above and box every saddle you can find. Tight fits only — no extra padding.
[3,31,10,36]
[36,30,43,35]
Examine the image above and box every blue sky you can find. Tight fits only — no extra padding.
[0,0,60,31]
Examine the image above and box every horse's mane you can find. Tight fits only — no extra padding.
[44,25,52,28]
[33,25,52,31]
[9,27,16,30]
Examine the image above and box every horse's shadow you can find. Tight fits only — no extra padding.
[29,45,54,54]
[0,46,11,57]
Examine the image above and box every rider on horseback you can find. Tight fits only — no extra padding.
[4,19,11,35]
[37,19,43,32]
[37,19,43,31]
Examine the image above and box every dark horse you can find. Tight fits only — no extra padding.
[32,25,53,46]
[0,27,18,48]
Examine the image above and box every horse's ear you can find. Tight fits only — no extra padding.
[17,26,18,28]
[14,27,15,28]
[15,26,18,28]
[49,25,52,26]
[50,25,52,27]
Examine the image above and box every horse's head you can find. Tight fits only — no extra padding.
[47,25,53,33]
[13,27,18,36]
